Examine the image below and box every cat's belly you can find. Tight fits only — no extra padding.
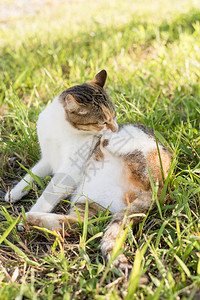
[71,155,126,213]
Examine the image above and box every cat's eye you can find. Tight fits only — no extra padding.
[104,121,108,125]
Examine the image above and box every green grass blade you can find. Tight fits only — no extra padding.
[80,197,89,250]
[4,239,40,266]
[0,215,21,244]
[174,254,191,279]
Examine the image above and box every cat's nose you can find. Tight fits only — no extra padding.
[111,126,117,132]
[110,121,118,132]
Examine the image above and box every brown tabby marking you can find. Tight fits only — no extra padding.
[93,138,109,161]
[101,105,117,132]
[122,151,150,192]
[93,139,104,161]
[123,191,137,205]
[71,123,104,132]
[121,148,171,205]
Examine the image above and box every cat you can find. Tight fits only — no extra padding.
[5,70,171,276]
[4,70,117,213]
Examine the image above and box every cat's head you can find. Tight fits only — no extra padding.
[59,70,117,134]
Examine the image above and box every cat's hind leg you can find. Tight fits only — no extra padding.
[100,192,154,276]
[100,220,132,277]
[5,159,51,203]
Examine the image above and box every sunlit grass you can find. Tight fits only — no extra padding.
[0,0,200,299]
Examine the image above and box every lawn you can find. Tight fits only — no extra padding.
[0,0,200,299]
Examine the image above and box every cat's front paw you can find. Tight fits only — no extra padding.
[4,189,22,203]
[25,212,43,227]
[25,212,62,230]
[15,214,42,232]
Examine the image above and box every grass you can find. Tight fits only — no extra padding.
[0,0,200,298]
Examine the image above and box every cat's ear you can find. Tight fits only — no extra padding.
[65,94,80,112]
[91,70,107,88]
[65,94,87,114]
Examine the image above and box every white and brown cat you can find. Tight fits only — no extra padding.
[5,70,171,275]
